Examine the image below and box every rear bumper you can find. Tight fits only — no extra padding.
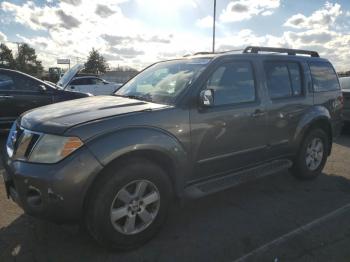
[2,146,103,223]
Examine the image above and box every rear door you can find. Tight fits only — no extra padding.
[264,60,313,159]
[190,59,268,181]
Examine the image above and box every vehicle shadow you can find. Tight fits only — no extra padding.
[2,170,350,262]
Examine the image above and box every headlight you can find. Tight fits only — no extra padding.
[29,134,83,163]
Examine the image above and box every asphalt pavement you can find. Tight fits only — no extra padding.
[1,129,350,262]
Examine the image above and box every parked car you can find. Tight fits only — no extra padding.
[0,68,89,132]
[57,64,122,95]
[2,46,343,250]
[339,76,350,123]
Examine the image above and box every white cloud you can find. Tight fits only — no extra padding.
[2,0,350,72]
[1,0,181,68]
[0,31,7,42]
[196,15,213,29]
[220,0,280,23]
[284,2,342,29]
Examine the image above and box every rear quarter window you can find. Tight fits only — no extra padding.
[309,62,340,92]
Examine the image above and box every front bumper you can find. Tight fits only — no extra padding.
[2,146,103,223]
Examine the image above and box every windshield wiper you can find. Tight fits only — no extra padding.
[114,94,151,102]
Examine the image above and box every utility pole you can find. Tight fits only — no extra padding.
[212,0,217,53]
[11,41,23,54]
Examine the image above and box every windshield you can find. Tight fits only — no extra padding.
[340,77,350,90]
[115,58,211,104]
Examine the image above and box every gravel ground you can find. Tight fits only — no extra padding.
[1,129,350,262]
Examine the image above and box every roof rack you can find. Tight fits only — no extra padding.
[243,46,320,57]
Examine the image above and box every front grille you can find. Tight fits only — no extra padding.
[7,123,41,160]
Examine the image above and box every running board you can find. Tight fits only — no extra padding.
[184,159,293,198]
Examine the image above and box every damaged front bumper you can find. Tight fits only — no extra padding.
[2,146,103,223]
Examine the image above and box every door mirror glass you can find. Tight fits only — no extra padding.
[200,89,214,107]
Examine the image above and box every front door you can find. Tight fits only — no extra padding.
[190,60,268,182]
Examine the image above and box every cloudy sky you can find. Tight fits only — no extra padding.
[1,0,350,71]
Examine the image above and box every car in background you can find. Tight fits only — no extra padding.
[0,68,89,132]
[340,76,350,123]
[57,64,122,96]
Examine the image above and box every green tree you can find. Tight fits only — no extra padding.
[0,43,16,69]
[15,43,43,77]
[84,48,109,74]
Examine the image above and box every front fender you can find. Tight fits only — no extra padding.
[85,127,189,195]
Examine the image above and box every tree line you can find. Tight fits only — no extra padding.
[0,43,43,77]
[0,43,111,77]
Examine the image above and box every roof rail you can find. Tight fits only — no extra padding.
[192,52,214,55]
[243,46,320,57]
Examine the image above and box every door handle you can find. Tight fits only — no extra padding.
[251,109,266,118]
[0,95,13,99]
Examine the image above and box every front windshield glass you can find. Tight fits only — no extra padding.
[115,58,211,104]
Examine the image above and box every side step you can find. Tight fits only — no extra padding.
[184,159,293,198]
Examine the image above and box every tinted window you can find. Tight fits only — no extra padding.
[265,62,302,99]
[309,62,340,92]
[70,78,87,85]
[0,73,15,90]
[288,63,302,96]
[13,75,40,91]
[91,78,104,85]
[206,62,256,106]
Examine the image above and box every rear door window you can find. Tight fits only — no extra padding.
[265,62,303,99]
[309,62,340,92]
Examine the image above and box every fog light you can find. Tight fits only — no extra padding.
[26,187,42,207]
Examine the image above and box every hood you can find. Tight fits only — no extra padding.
[20,96,168,134]
[56,64,84,89]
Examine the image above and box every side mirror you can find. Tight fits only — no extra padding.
[199,89,214,107]
[39,84,47,92]
[70,86,75,89]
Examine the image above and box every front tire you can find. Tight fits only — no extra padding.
[291,128,329,180]
[85,158,172,250]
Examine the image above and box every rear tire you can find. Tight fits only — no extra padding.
[85,158,172,250]
[291,128,329,180]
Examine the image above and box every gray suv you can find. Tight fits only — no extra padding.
[2,46,344,250]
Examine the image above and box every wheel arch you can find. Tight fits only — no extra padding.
[84,127,190,201]
[294,107,333,155]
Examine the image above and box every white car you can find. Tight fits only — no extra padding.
[57,64,122,96]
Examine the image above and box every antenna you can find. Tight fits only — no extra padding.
[212,0,216,53]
